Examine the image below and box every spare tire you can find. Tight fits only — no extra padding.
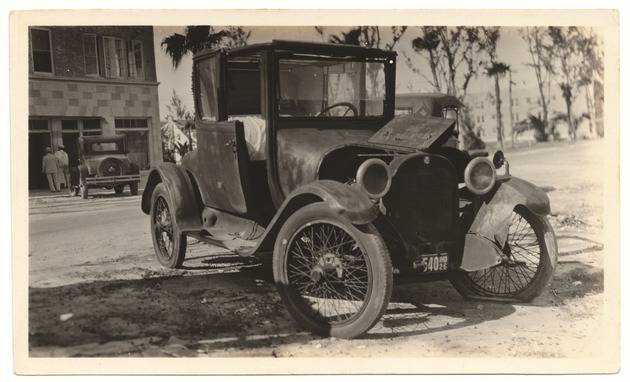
[98,158,126,177]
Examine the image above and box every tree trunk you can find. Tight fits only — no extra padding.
[565,98,574,140]
[494,74,504,149]
[584,85,594,134]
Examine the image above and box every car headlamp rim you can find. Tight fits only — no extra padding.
[356,158,392,199]
[464,157,497,195]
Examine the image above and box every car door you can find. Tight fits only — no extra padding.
[196,119,250,214]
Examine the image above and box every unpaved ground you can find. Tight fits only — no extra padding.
[26,139,614,363]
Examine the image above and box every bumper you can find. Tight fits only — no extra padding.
[85,174,141,186]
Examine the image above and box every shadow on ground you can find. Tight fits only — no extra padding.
[29,252,604,357]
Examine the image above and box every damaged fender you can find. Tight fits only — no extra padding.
[140,163,202,232]
[461,176,550,270]
[239,180,378,256]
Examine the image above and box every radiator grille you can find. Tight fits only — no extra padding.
[384,158,458,244]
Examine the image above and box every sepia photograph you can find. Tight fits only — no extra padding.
[6,4,622,377]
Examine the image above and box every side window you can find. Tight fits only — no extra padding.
[127,40,145,80]
[196,55,221,121]
[83,34,99,76]
[31,28,53,74]
[103,36,128,78]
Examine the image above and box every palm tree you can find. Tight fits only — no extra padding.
[161,26,251,68]
[486,62,510,148]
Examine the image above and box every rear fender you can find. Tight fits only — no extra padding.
[141,163,202,231]
[468,175,550,247]
[239,180,378,256]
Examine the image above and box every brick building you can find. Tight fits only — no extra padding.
[28,26,162,189]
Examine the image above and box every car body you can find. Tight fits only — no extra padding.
[142,40,557,338]
[77,135,141,198]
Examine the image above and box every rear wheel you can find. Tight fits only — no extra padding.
[114,184,125,194]
[273,202,393,338]
[150,183,186,268]
[129,182,139,196]
[451,205,557,302]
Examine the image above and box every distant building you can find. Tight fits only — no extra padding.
[467,85,591,144]
[28,26,162,189]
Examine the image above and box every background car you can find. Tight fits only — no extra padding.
[76,135,141,199]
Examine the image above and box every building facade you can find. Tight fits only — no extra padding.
[467,85,592,145]
[28,26,162,189]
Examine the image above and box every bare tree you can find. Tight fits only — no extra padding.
[407,26,485,149]
[547,26,600,140]
[520,27,554,141]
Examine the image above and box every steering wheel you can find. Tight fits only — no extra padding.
[317,102,358,117]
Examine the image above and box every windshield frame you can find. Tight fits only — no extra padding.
[272,51,395,124]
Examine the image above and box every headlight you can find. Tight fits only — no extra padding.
[464,157,496,195]
[356,158,391,199]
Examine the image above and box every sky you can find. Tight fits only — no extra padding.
[152,26,546,120]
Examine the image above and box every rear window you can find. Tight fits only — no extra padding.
[88,142,120,154]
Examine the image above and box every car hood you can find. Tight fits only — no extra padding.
[368,114,456,150]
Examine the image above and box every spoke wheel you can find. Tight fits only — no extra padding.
[150,183,186,268]
[451,205,557,302]
[274,202,392,338]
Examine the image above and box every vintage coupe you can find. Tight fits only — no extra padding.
[142,40,557,338]
[77,135,141,199]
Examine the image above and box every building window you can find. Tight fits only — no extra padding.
[115,118,148,129]
[127,40,145,80]
[83,34,99,76]
[103,36,128,78]
[29,119,49,132]
[31,28,53,74]
[82,119,102,136]
[115,118,149,169]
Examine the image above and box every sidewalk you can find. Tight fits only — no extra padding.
[29,170,150,199]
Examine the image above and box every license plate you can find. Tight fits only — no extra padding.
[413,254,449,273]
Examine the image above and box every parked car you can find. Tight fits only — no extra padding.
[76,135,141,199]
[142,40,557,339]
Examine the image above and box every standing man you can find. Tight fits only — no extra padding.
[42,147,60,192]
[55,144,69,189]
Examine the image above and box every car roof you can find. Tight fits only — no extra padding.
[194,40,398,61]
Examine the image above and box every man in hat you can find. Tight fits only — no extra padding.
[42,147,60,192]
[55,144,69,189]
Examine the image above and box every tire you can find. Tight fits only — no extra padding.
[98,157,125,177]
[150,183,187,268]
[450,205,558,302]
[129,182,139,196]
[114,184,125,194]
[273,202,393,339]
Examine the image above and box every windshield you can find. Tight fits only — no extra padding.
[278,58,386,118]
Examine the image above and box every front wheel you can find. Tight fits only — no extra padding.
[150,183,186,268]
[273,202,393,339]
[450,205,558,302]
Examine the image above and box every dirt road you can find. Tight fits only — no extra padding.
[26,139,615,370]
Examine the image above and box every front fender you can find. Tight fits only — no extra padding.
[238,180,378,256]
[469,175,550,246]
[140,163,202,231]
